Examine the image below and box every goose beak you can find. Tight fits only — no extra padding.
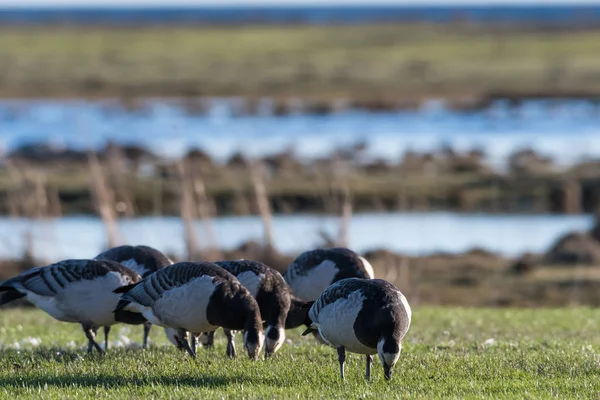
[383,365,393,381]
[301,323,317,336]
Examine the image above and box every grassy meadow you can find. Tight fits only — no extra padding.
[1,307,599,399]
[0,24,599,99]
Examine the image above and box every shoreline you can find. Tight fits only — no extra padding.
[0,91,599,114]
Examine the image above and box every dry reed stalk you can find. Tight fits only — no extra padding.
[88,151,122,248]
[33,172,49,219]
[106,146,136,218]
[332,156,352,248]
[191,171,220,256]
[337,183,352,248]
[177,159,199,259]
[249,159,275,249]
[564,179,582,214]
[152,176,163,216]
[48,185,62,217]
[318,164,338,216]
[4,160,25,217]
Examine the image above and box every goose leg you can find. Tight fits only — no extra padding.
[202,331,215,348]
[86,327,96,353]
[365,354,373,381]
[143,321,152,349]
[82,323,104,355]
[177,328,196,358]
[190,332,199,355]
[103,326,111,351]
[224,329,237,359]
[337,346,346,381]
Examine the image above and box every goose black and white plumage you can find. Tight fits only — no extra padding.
[94,244,174,349]
[284,248,375,302]
[113,261,265,360]
[0,259,141,354]
[302,278,411,381]
[196,259,291,358]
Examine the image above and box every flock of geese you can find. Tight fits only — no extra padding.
[0,245,412,381]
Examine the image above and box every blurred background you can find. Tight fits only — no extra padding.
[1,0,600,308]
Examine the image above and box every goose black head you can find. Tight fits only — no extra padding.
[243,326,264,361]
[241,292,265,360]
[378,338,401,381]
[264,325,285,357]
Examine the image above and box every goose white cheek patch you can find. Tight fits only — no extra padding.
[378,338,401,367]
[266,326,285,354]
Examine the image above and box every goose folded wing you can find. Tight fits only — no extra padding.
[312,278,365,315]
[11,260,117,296]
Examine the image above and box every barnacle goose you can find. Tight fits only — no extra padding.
[195,259,291,357]
[95,244,174,349]
[113,261,265,360]
[0,259,141,354]
[284,248,375,302]
[302,278,411,381]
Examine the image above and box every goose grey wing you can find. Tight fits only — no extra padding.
[123,261,228,306]
[311,278,367,317]
[16,260,112,296]
[214,259,269,276]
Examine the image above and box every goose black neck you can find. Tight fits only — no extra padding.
[285,297,313,329]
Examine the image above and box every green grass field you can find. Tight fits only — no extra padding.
[1,307,599,399]
[1,25,600,99]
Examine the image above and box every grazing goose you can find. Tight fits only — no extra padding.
[95,244,174,349]
[197,259,291,358]
[302,278,411,381]
[113,261,265,360]
[0,259,141,354]
[284,248,375,302]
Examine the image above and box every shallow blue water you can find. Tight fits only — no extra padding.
[0,98,598,169]
[0,212,592,261]
[0,5,599,25]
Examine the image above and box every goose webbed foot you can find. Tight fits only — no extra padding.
[82,323,104,355]
[177,328,196,358]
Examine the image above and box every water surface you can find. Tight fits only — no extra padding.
[0,99,598,169]
[0,212,592,261]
